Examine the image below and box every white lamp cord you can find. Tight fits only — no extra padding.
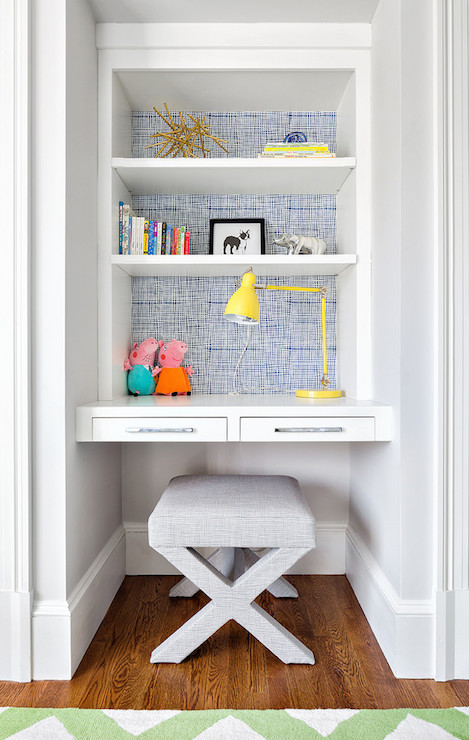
[229,325,253,395]
[229,325,287,395]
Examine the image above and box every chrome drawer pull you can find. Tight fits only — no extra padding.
[274,427,344,433]
[125,427,195,434]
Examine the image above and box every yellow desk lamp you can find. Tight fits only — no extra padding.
[224,269,342,399]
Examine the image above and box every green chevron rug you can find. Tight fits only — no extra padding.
[1,707,469,739]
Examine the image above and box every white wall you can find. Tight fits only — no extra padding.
[347,0,436,677]
[398,0,435,603]
[349,0,402,593]
[65,0,122,597]
[32,0,68,609]
[31,0,123,679]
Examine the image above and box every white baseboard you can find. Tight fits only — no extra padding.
[124,521,347,576]
[0,590,33,682]
[32,526,125,680]
[346,525,434,678]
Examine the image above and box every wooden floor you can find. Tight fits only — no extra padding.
[2,575,469,710]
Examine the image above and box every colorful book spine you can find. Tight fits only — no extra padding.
[148,220,154,255]
[157,221,162,255]
[178,227,184,255]
[122,204,130,255]
[131,216,137,255]
[119,211,191,256]
[137,217,142,255]
[166,224,172,255]
[129,215,134,255]
[119,202,123,254]
[265,141,328,151]
[154,221,159,255]
[131,216,136,255]
[168,224,173,254]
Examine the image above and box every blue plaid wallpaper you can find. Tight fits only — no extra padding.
[132,193,337,256]
[132,110,337,159]
[131,275,337,394]
[130,111,337,394]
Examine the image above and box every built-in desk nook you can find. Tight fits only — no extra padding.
[73,31,396,668]
[66,16,436,684]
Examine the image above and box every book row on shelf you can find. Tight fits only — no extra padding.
[119,202,191,255]
[258,141,337,159]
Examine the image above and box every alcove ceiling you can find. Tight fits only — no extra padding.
[88,0,380,24]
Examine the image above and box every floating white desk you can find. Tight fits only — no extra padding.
[76,395,392,443]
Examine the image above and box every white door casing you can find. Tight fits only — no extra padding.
[435,0,469,680]
[0,0,33,682]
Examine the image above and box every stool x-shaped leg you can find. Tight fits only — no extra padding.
[169,547,299,599]
[150,545,315,664]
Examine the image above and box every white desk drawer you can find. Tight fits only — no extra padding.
[240,416,375,442]
[92,417,227,442]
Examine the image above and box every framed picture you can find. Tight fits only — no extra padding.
[209,218,265,256]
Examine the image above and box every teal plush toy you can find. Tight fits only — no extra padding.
[127,365,156,395]
[123,338,160,395]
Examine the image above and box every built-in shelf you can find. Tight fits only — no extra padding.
[111,253,358,277]
[112,157,356,196]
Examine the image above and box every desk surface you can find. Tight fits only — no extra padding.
[76,394,392,442]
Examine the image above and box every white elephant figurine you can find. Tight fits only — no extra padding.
[273,233,327,256]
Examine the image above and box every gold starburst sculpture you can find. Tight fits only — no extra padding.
[145,103,229,158]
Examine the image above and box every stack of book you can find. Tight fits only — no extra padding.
[258,142,336,158]
[119,202,191,255]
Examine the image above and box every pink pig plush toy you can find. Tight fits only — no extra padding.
[124,338,160,371]
[123,338,160,395]
[154,340,194,396]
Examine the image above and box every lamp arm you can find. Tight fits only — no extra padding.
[254,284,327,296]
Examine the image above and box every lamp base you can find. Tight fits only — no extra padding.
[296,389,343,399]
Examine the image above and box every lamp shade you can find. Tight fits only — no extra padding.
[224,271,260,324]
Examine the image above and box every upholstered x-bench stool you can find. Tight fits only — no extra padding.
[148,474,316,664]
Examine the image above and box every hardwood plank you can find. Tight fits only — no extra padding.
[451,680,469,707]
[226,622,259,709]
[1,576,469,710]
[0,682,31,707]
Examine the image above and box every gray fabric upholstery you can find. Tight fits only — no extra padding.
[148,474,316,548]
[150,544,315,664]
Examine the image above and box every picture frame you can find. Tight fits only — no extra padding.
[209,218,266,256]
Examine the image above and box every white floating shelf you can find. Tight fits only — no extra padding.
[112,157,356,196]
[111,254,357,277]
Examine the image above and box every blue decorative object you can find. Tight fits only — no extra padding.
[283,131,307,143]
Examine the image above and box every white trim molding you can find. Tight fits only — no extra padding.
[346,526,434,678]
[32,527,125,680]
[435,0,469,680]
[96,22,372,51]
[0,0,32,682]
[124,521,348,576]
